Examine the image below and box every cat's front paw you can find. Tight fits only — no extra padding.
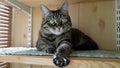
[45,46,56,53]
[53,53,70,67]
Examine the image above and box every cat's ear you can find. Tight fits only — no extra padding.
[60,1,69,14]
[40,5,50,18]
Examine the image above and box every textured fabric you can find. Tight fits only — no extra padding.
[0,47,120,59]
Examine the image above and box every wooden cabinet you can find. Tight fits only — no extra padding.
[0,0,119,68]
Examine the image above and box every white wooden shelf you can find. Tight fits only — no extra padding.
[0,55,120,68]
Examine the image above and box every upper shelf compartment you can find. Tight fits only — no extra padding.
[17,0,112,7]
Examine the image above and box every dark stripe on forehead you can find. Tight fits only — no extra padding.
[51,10,64,18]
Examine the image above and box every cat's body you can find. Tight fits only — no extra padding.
[36,1,98,67]
[36,28,98,52]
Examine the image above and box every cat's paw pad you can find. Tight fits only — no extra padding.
[53,54,69,67]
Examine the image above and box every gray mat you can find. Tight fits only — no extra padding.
[0,47,120,58]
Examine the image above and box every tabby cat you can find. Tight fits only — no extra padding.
[36,1,98,67]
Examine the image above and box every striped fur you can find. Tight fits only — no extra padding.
[36,1,98,67]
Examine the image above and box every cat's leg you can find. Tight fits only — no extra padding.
[73,35,99,50]
[53,41,72,67]
[36,39,56,53]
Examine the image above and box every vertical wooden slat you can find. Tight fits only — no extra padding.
[7,6,11,47]
[116,0,120,51]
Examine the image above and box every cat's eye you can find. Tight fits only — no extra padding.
[62,19,67,23]
[49,20,56,26]
[49,20,54,24]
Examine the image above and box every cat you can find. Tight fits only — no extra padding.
[36,1,99,67]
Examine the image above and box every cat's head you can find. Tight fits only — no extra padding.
[40,1,72,35]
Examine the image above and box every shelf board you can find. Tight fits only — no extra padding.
[17,0,113,7]
[0,55,120,67]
